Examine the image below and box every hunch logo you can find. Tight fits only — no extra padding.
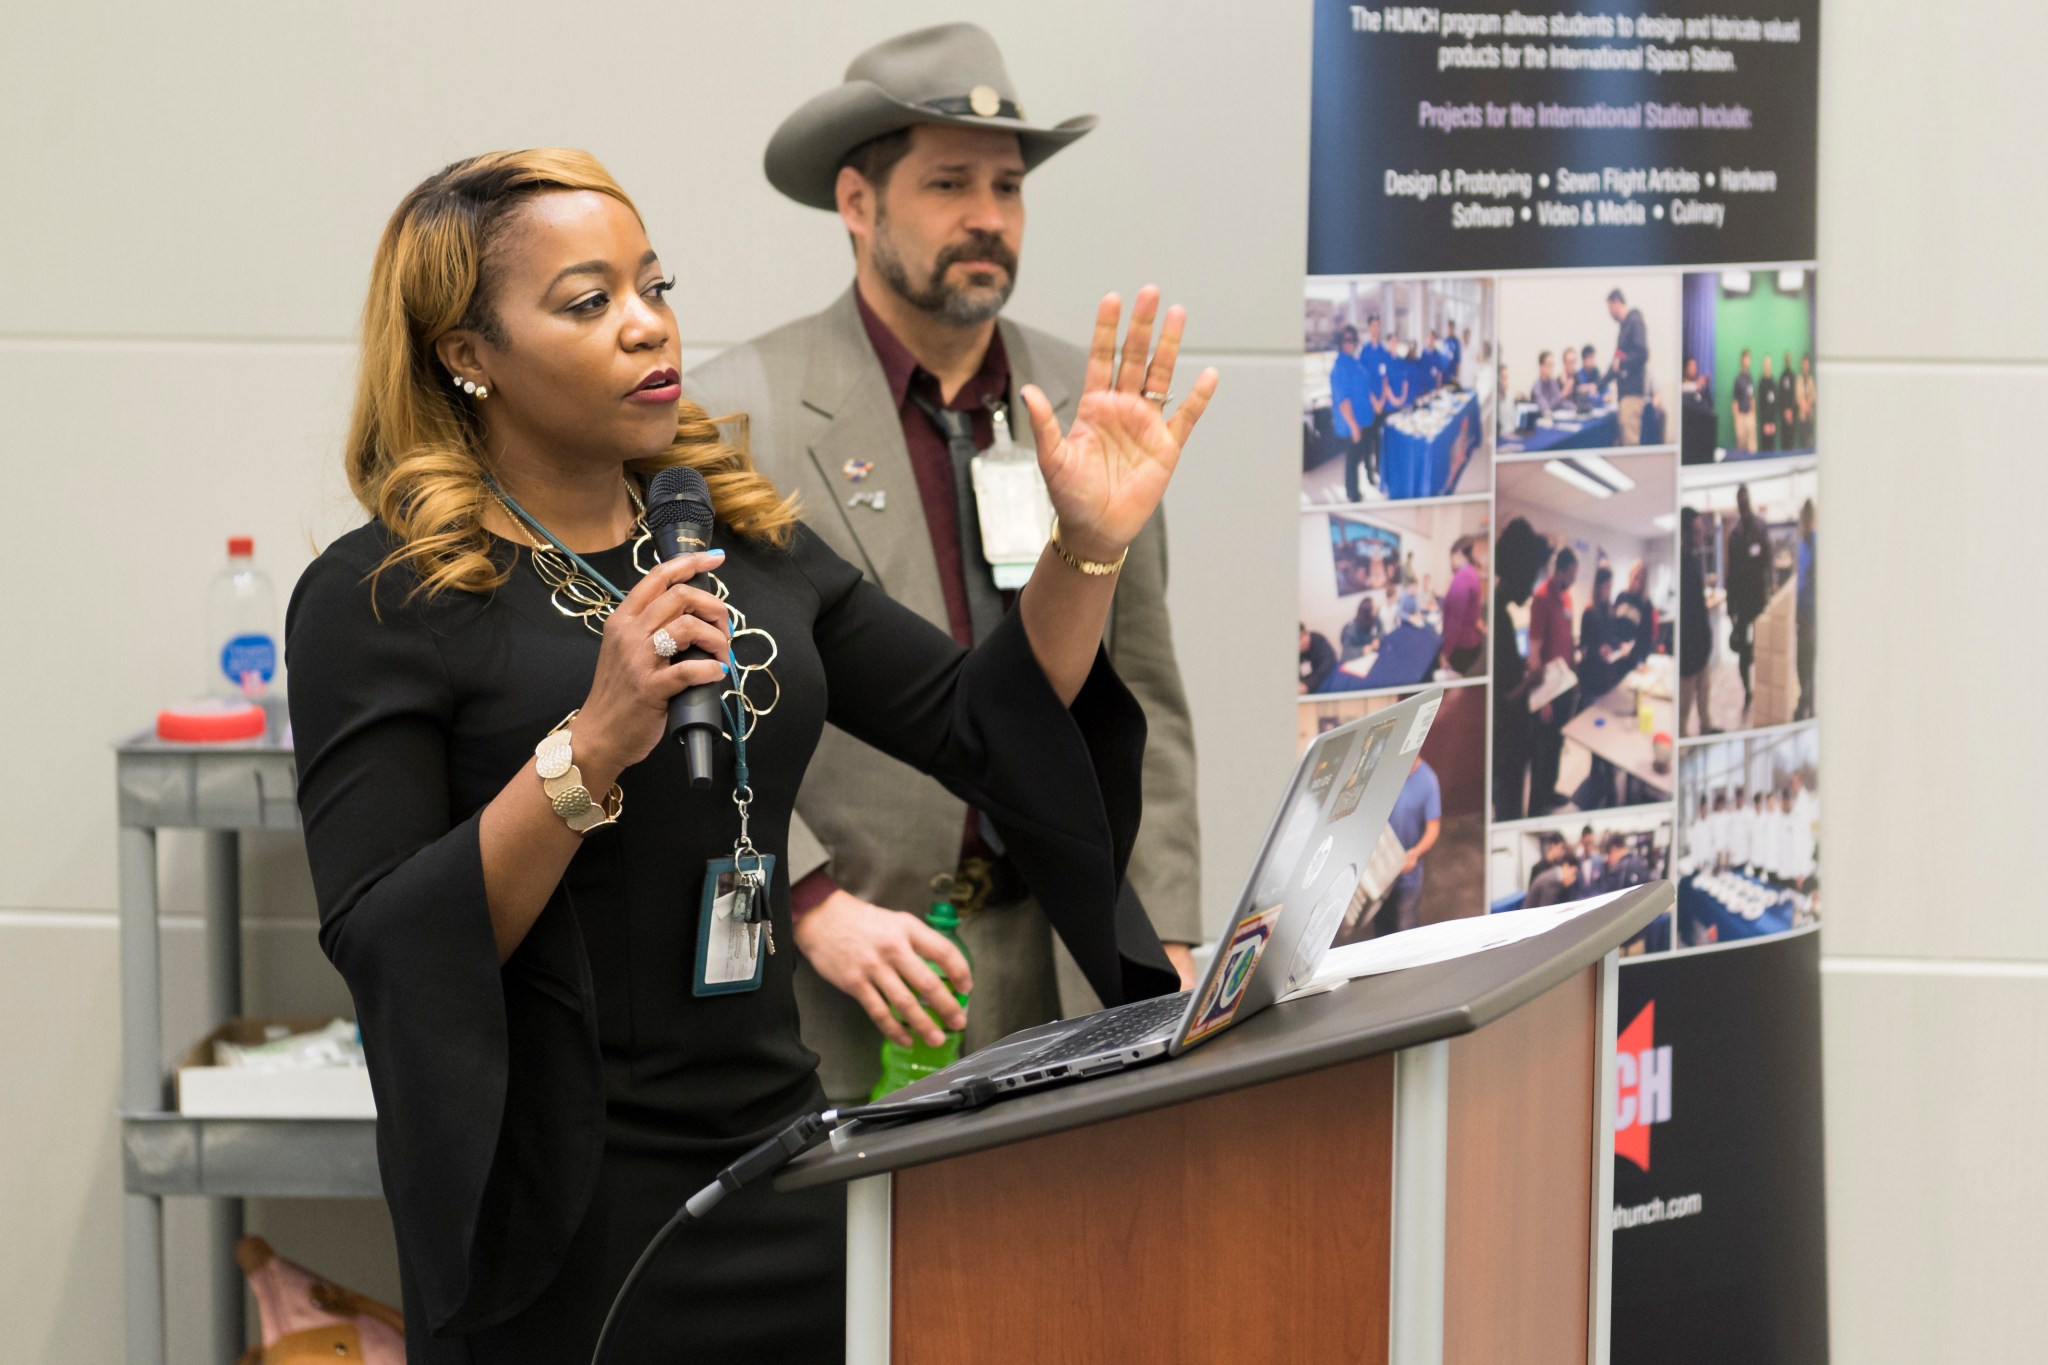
[1614,1001,1673,1172]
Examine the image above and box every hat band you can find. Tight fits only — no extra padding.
[922,92,1024,121]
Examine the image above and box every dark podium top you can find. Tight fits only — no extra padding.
[781,882,1670,1191]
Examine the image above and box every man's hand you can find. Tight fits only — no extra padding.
[792,890,971,1048]
[1401,849,1423,875]
[1164,942,1197,991]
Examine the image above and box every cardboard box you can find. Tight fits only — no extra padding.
[175,1017,376,1119]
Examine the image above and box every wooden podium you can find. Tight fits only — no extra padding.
[780,883,1670,1365]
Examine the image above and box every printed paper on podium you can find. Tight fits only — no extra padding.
[1280,891,1624,1002]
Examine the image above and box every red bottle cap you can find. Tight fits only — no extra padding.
[157,700,267,743]
[228,536,254,556]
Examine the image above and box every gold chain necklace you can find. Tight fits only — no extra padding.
[493,478,654,636]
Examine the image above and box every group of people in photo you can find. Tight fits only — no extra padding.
[1679,493,1817,736]
[1491,516,1665,820]
[1299,531,1490,693]
[1531,343,1608,416]
[1685,347,1816,454]
[1683,776,1819,892]
[1522,825,1662,907]
[1503,288,1656,446]
[1326,316,1478,500]
[1677,269,1819,465]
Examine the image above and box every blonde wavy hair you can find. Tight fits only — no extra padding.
[345,148,796,605]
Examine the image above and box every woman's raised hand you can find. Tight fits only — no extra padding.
[1019,287,1220,562]
[574,550,732,782]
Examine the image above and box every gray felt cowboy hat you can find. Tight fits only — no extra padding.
[765,22,1097,211]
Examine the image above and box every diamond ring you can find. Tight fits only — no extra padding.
[652,628,680,660]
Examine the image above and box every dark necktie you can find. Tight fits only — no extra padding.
[908,391,1013,858]
[908,392,1006,645]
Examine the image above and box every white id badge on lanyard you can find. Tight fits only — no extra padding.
[694,853,776,995]
[970,407,1054,590]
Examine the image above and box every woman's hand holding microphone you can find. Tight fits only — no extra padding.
[571,549,735,792]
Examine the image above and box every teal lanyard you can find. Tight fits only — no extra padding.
[487,474,749,791]
[486,473,633,602]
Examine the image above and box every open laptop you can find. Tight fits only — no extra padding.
[895,687,1445,1105]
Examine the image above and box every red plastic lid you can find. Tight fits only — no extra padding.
[157,700,267,743]
[228,536,254,556]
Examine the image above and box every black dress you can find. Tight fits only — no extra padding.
[285,516,1175,1363]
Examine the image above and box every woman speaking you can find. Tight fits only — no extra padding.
[286,148,1217,1362]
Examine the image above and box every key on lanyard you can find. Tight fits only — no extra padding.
[728,720,775,954]
[731,861,774,954]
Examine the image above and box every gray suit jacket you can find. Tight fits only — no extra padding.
[686,288,1202,944]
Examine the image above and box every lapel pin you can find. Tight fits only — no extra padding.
[847,490,888,512]
[841,457,875,483]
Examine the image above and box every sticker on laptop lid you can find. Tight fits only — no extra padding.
[1285,863,1361,994]
[1400,695,1442,755]
[1304,728,1356,803]
[1183,903,1283,1046]
[1302,835,1334,889]
[1329,718,1398,821]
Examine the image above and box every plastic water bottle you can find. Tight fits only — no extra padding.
[208,536,279,702]
[870,897,971,1100]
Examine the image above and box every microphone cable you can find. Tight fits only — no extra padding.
[589,1078,1000,1365]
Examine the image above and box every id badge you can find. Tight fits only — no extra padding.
[970,412,1053,590]
[694,853,776,996]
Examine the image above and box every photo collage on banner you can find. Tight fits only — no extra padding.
[1300,264,1804,961]
[1301,1,1827,1358]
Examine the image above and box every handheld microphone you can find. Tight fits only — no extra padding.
[645,466,724,788]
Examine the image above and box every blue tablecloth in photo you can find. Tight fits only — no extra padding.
[1498,405,1621,455]
[1380,391,1477,497]
[1679,871,1795,943]
[1318,623,1442,693]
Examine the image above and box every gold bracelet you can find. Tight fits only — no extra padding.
[1048,518,1127,577]
[534,711,623,835]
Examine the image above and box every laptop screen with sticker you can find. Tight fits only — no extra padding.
[1251,724,1356,906]
[1173,688,1444,1054]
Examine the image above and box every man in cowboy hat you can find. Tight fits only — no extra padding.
[686,21,1201,1102]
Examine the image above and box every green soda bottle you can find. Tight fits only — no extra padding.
[869,895,971,1100]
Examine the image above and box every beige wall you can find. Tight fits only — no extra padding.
[1816,2,2048,1361]
[0,1,2041,1361]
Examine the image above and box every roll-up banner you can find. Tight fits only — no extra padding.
[1298,4,1825,1359]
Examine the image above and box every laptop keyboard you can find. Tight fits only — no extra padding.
[1013,991,1192,1069]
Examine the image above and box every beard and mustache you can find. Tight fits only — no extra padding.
[871,210,1018,326]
